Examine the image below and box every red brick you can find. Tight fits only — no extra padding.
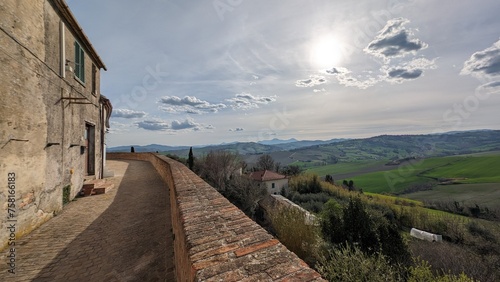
[234,239,280,257]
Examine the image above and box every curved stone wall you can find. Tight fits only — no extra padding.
[107,152,325,281]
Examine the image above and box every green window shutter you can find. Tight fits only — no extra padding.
[74,41,80,78]
[80,47,85,82]
[74,41,85,82]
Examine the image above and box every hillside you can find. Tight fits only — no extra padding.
[109,130,500,167]
[287,130,500,165]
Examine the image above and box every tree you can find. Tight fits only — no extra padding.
[196,150,267,218]
[198,150,241,192]
[224,175,267,218]
[325,174,334,184]
[348,180,354,190]
[282,165,301,176]
[188,147,194,171]
[256,154,275,171]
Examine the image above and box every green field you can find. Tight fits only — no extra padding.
[420,156,500,183]
[306,153,500,207]
[305,161,387,176]
[404,183,500,209]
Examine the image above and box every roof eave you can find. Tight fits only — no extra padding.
[51,0,107,70]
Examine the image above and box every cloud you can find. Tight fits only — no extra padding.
[325,58,436,88]
[229,127,244,132]
[476,81,500,96]
[226,93,277,110]
[325,67,379,89]
[295,75,327,87]
[108,121,131,134]
[461,39,500,78]
[136,119,170,131]
[313,88,326,93]
[387,68,422,79]
[483,81,500,88]
[136,118,213,131]
[112,109,146,118]
[158,95,227,114]
[383,58,436,83]
[171,119,200,130]
[364,18,428,61]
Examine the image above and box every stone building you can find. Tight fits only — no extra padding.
[0,0,111,249]
[249,170,288,195]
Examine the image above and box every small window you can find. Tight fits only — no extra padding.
[272,183,275,189]
[74,41,85,83]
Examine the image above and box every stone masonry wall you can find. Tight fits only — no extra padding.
[0,0,105,249]
[107,153,325,281]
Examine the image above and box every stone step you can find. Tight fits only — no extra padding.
[92,183,115,195]
[80,180,113,197]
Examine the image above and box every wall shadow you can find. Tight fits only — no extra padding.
[33,160,174,281]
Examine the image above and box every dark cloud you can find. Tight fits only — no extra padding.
[461,39,500,77]
[388,68,423,79]
[364,18,427,60]
[136,119,170,131]
[325,68,342,75]
[159,95,226,114]
[295,75,327,87]
[226,93,277,110]
[112,109,146,118]
[384,58,435,83]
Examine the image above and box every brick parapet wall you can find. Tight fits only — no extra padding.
[107,152,325,281]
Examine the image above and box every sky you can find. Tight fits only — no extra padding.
[66,0,500,147]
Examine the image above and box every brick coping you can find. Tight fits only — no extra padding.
[107,152,325,281]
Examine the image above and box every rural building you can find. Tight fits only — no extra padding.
[0,0,111,248]
[249,170,288,195]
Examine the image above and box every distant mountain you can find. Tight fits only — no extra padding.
[282,130,500,165]
[108,130,500,167]
[258,138,298,145]
[107,144,190,153]
[271,138,350,151]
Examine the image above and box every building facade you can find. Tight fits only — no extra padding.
[0,0,111,249]
[249,170,288,195]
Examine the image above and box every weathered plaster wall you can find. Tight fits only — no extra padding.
[108,153,325,281]
[263,178,288,195]
[0,0,105,249]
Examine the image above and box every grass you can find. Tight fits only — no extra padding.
[306,161,386,176]
[420,156,500,183]
[330,155,500,193]
[403,183,500,209]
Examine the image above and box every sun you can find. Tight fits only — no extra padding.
[310,36,344,69]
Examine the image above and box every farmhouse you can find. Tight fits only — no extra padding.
[0,0,111,248]
[250,170,288,195]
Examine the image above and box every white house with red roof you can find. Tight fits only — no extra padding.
[249,170,288,195]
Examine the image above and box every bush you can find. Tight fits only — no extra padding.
[269,206,319,264]
[316,244,403,282]
[408,259,476,282]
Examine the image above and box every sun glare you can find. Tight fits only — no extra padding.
[310,36,344,69]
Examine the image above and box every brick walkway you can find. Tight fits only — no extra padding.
[0,160,175,281]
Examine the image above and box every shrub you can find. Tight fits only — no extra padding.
[62,185,71,205]
[316,244,403,282]
[269,206,319,264]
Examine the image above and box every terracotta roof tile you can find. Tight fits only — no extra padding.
[249,170,286,182]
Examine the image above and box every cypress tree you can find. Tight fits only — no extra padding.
[188,147,194,170]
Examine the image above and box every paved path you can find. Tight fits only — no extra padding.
[0,160,175,281]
